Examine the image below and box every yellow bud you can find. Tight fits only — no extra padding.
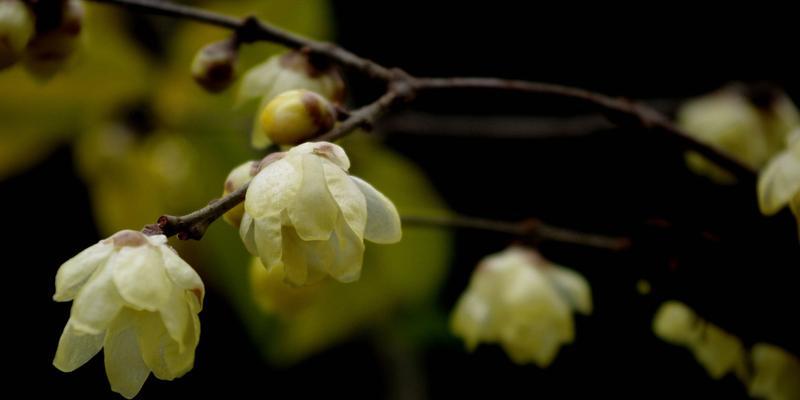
[0,0,35,70]
[23,0,83,80]
[222,160,257,227]
[258,89,336,146]
[191,38,238,93]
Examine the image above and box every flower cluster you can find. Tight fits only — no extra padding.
[238,141,402,286]
[450,246,592,367]
[0,0,83,79]
[653,301,800,399]
[53,230,204,399]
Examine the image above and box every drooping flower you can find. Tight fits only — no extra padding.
[240,141,401,286]
[237,51,345,149]
[652,300,747,380]
[450,246,592,367]
[53,230,204,399]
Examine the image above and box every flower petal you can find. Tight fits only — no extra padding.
[111,246,171,312]
[288,155,338,240]
[237,57,279,106]
[326,216,365,282]
[137,311,196,381]
[53,322,105,372]
[758,146,800,215]
[54,241,113,302]
[254,213,283,270]
[70,264,124,335]
[104,312,150,399]
[450,293,491,351]
[543,266,592,315]
[158,285,191,352]
[159,246,204,305]
[280,226,308,286]
[351,176,402,244]
[239,213,257,255]
[322,160,366,238]
[245,158,300,218]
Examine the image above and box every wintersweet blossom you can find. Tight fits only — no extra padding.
[240,141,401,286]
[237,51,345,149]
[652,301,747,380]
[450,246,592,367]
[0,0,34,69]
[53,230,204,399]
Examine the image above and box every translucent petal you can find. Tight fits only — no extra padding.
[53,322,104,372]
[237,57,279,106]
[104,313,150,399]
[543,266,592,315]
[159,246,204,305]
[280,227,308,286]
[70,264,124,335]
[326,216,365,282]
[158,285,190,352]
[351,176,402,244]
[322,160,366,238]
[288,155,338,240]
[245,158,300,218]
[54,242,113,302]
[239,213,257,255]
[111,246,171,312]
[758,147,800,215]
[250,96,273,149]
[254,213,283,270]
[137,311,195,381]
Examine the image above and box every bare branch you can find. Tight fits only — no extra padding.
[402,214,631,251]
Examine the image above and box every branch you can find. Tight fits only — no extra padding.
[412,78,755,181]
[141,96,398,239]
[402,214,631,251]
[90,0,756,239]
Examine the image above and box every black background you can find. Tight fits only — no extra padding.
[4,3,799,399]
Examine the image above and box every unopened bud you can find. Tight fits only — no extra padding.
[222,160,257,227]
[0,0,35,70]
[23,0,83,80]
[191,38,238,93]
[258,89,336,146]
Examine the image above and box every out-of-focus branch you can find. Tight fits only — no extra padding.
[402,214,631,251]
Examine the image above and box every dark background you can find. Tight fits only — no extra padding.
[5,3,798,399]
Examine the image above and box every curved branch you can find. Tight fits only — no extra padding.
[402,214,631,251]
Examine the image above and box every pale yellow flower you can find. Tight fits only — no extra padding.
[237,51,344,149]
[652,301,747,380]
[240,142,401,286]
[678,86,800,183]
[258,89,336,146]
[450,246,591,367]
[749,343,800,400]
[53,230,204,399]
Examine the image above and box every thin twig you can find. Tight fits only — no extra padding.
[402,214,631,251]
[89,0,755,240]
